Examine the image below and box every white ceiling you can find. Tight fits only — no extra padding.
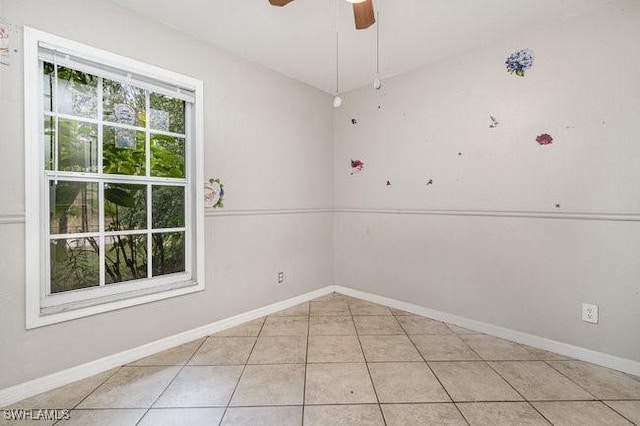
[110,0,610,93]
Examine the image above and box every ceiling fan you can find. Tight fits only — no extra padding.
[268,0,375,30]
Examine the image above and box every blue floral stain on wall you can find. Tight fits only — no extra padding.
[505,49,535,77]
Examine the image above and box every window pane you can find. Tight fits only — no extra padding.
[44,115,55,170]
[43,62,54,113]
[105,183,147,231]
[58,118,98,172]
[152,185,185,229]
[103,79,146,128]
[152,232,185,277]
[150,93,185,134]
[50,237,99,293]
[150,134,185,178]
[56,65,98,119]
[49,181,99,235]
[102,126,146,176]
[105,234,148,284]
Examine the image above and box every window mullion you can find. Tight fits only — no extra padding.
[42,111,185,138]
[97,77,106,288]
[145,91,153,280]
[43,176,52,298]
[147,183,153,279]
[53,53,59,175]
[49,231,102,240]
[43,170,186,185]
[145,90,151,178]
[97,77,104,177]
[184,102,193,278]
[151,227,187,234]
[45,55,60,298]
[39,60,48,301]
[99,181,106,288]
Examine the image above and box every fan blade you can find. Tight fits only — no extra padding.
[269,0,294,6]
[353,0,375,30]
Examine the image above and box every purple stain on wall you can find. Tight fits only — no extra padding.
[536,133,553,145]
[351,119,358,125]
[386,180,391,187]
[426,179,433,185]
[350,159,364,175]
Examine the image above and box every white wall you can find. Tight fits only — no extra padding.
[0,0,333,389]
[334,0,640,362]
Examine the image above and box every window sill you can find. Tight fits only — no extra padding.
[27,280,204,329]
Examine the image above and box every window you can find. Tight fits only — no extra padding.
[24,28,205,328]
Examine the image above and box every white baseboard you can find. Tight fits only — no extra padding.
[334,286,640,377]
[0,286,334,407]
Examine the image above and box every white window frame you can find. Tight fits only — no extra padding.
[24,27,205,329]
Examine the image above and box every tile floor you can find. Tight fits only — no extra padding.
[3,293,640,425]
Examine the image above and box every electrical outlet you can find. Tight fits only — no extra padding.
[582,303,598,324]
[277,271,284,284]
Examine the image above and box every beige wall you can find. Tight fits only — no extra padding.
[0,0,333,389]
[333,0,640,362]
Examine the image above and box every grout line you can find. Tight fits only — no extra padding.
[541,359,601,400]
[347,299,388,426]
[601,401,640,425]
[425,358,542,363]
[301,302,311,425]
[480,358,555,425]
[56,407,157,411]
[218,317,267,425]
[525,402,558,426]
[209,361,307,367]
[50,366,122,426]
[133,337,209,426]
[399,314,602,426]
[54,399,630,409]
[395,315,474,424]
[404,326,471,425]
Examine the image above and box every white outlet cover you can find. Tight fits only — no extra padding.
[582,303,599,324]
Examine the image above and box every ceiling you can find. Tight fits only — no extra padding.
[110,0,610,94]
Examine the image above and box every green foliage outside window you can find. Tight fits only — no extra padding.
[45,62,187,293]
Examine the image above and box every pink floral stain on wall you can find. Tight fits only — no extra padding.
[350,160,364,175]
[536,133,553,145]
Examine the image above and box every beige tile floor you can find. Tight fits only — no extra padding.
[3,293,640,425]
